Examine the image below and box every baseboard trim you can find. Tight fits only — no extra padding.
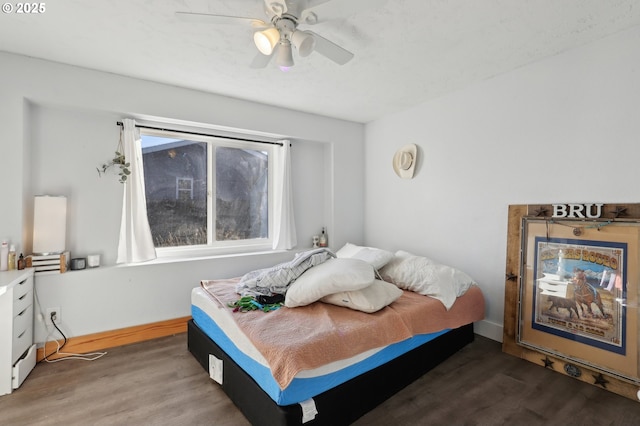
[36,316,502,361]
[474,319,503,343]
[37,316,191,361]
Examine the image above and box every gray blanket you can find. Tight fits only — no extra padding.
[235,248,335,297]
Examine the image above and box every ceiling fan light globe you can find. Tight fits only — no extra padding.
[275,40,294,68]
[291,30,315,57]
[254,27,280,55]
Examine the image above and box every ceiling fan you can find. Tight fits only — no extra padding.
[176,0,370,71]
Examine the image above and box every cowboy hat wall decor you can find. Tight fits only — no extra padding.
[392,144,418,179]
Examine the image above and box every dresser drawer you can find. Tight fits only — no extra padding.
[13,304,33,363]
[12,276,33,303]
[13,344,36,389]
[14,289,32,316]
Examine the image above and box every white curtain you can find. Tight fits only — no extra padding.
[116,119,157,263]
[272,140,297,250]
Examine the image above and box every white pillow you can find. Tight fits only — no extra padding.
[321,279,403,313]
[335,242,363,258]
[394,250,418,260]
[379,254,475,310]
[378,250,426,275]
[336,243,394,269]
[285,258,375,308]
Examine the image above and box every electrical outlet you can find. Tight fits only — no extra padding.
[45,307,61,325]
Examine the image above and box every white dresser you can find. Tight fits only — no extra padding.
[0,268,36,396]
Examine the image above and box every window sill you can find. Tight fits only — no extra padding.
[114,248,303,268]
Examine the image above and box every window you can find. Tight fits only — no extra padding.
[176,177,194,200]
[140,129,273,253]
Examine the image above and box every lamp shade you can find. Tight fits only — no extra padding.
[254,27,280,55]
[33,195,67,255]
[276,39,294,69]
[291,30,315,57]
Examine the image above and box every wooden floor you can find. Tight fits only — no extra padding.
[2,333,640,425]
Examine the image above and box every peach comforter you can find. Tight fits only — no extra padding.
[200,278,485,389]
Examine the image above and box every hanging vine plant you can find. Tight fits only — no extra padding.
[97,129,131,183]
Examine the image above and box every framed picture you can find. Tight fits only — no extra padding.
[503,204,640,402]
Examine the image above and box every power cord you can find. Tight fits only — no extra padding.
[41,311,68,362]
[42,311,107,363]
[34,285,108,363]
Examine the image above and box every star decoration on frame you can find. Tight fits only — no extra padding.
[533,207,548,217]
[611,206,627,218]
[505,272,517,281]
[542,356,554,369]
[592,373,609,388]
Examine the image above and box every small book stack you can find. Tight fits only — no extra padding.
[26,252,70,275]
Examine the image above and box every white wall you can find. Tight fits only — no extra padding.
[0,52,364,343]
[364,25,640,342]
[4,23,638,346]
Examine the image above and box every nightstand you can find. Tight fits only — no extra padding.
[0,268,36,395]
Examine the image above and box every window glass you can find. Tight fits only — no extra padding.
[140,131,272,251]
[215,146,269,241]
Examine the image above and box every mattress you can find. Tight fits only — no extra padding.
[191,285,483,406]
[189,319,475,426]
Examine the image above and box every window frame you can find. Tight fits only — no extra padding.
[139,127,276,259]
[176,177,194,200]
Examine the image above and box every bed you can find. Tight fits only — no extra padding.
[188,246,485,425]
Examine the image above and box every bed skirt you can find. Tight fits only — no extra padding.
[188,319,474,425]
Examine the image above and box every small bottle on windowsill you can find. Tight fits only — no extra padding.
[319,227,328,248]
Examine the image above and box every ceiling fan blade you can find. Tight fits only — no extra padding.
[307,31,354,65]
[175,11,269,29]
[263,0,287,17]
[250,51,273,69]
[300,0,388,25]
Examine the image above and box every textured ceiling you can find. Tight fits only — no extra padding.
[1,0,639,123]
